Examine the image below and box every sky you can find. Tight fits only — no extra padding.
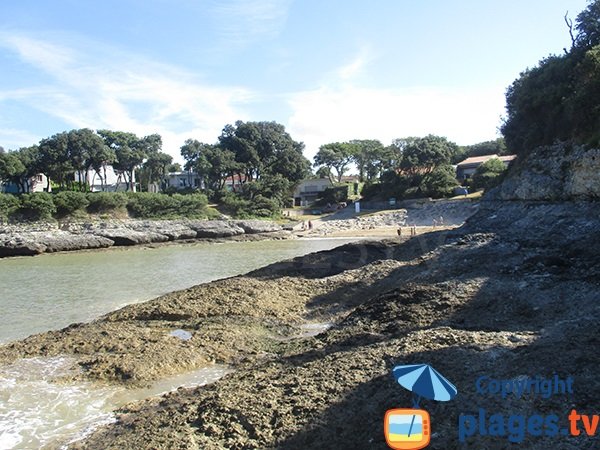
[0,0,591,163]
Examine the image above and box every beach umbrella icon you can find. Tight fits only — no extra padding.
[392,363,457,408]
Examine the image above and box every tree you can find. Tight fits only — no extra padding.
[349,139,390,182]
[218,121,309,184]
[470,158,507,191]
[502,1,600,153]
[87,144,116,192]
[38,132,73,189]
[399,135,457,175]
[419,165,459,198]
[98,130,145,191]
[575,0,600,49]
[0,151,26,191]
[314,142,356,183]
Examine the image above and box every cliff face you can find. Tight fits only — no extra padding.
[488,143,600,201]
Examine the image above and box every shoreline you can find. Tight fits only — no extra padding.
[0,200,598,448]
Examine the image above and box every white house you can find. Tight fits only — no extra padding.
[293,178,333,207]
[164,171,203,190]
[75,166,135,192]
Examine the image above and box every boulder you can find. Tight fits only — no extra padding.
[187,221,245,238]
[94,229,170,246]
[235,220,282,234]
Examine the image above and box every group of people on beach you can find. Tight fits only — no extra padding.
[397,215,445,237]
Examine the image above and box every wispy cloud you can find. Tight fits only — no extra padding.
[0,32,255,159]
[209,0,292,46]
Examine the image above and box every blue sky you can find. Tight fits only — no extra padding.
[0,0,590,162]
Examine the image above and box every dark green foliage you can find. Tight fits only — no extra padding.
[0,193,19,220]
[125,192,209,219]
[18,193,56,221]
[86,192,128,213]
[314,142,356,182]
[54,191,90,216]
[419,165,460,197]
[470,158,508,191]
[502,1,600,153]
[218,191,279,218]
[318,185,352,204]
[399,135,457,175]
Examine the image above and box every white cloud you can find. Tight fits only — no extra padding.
[287,82,506,162]
[0,32,255,161]
[209,0,292,46]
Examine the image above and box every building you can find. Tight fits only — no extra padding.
[1,173,51,193]
[293,178,333,207]
[75,166,135,192]
[164,171,203,190]
[456,154,516,181]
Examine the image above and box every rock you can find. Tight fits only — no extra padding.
[93,229,169,246]
[187,220,245,238]
[489,143,600,201]
[129,221,197,241]
[235,220,282,234]
[0,236,47,257]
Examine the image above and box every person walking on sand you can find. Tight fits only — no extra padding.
[397,227,402,237]
[308,220,313,230]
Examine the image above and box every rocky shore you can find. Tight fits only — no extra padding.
[0,143,598,449]
[0,219,288,257]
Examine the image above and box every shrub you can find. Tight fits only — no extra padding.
[86,192,128,213]
[419,165,459,198]
[18,192,56,220]
[470,158,507,191]
[54,191,90,216]
[125,192,210,219]
[172,193,208,218]
[0,193,19,221]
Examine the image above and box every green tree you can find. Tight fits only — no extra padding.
[470,158,507,191]
[399,135,457,175]
[38,132,74,189]
[218,121,309,183]
[419,165,459,198]
[98,130,145,191]
[314,142,356,183]
[502,1,600,153]
[0,151,26,192]
[349,139,390,182]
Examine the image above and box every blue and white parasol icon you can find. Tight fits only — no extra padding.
[392,363,457,408]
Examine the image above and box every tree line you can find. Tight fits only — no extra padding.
[502,0,600,154]
[312,136,508,199]
[0,129,175,193]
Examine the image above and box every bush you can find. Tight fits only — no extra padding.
[0,193,19,221]
[419,165,459,198]
[86,192,128,213]
[171,193,209,218]
[18,192,56,220]
[470,158,507,191]
[125,192,210,219]
[54,191,90,216]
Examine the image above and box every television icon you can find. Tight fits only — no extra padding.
[384,408,430,450]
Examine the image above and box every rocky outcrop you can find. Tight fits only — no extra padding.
[488,143,600,201]
[188,220,245,238]
[0,219,286,257]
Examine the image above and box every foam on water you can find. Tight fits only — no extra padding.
[0,356,230,449]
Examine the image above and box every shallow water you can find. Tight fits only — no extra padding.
[0,237,360,448]
[0,356,230,449]
[0,238,359,344]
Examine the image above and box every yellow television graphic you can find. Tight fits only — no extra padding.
[384,409,430,450]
